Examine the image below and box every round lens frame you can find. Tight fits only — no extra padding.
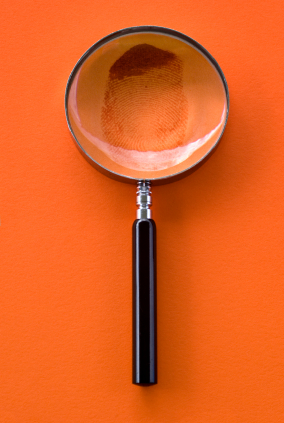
[65,26,229,185]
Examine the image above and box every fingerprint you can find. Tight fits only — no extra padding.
[101,44,189,152]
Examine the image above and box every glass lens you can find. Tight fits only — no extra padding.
[66,30,228,180]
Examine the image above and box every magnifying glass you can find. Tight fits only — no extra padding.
[65,25,229,386]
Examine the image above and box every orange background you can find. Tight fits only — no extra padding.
[1,1,284,422]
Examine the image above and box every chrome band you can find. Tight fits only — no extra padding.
[136,181,152,219]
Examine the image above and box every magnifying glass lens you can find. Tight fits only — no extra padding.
[67,31,228,180]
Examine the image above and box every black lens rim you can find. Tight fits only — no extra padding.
[65,25,229,185]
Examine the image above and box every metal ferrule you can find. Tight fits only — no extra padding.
[136,181,152,219]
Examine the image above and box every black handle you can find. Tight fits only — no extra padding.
[132,218,157,385]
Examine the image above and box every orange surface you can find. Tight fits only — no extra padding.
[1,0,284,422]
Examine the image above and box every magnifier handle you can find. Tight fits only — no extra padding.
[132,218,157,385]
